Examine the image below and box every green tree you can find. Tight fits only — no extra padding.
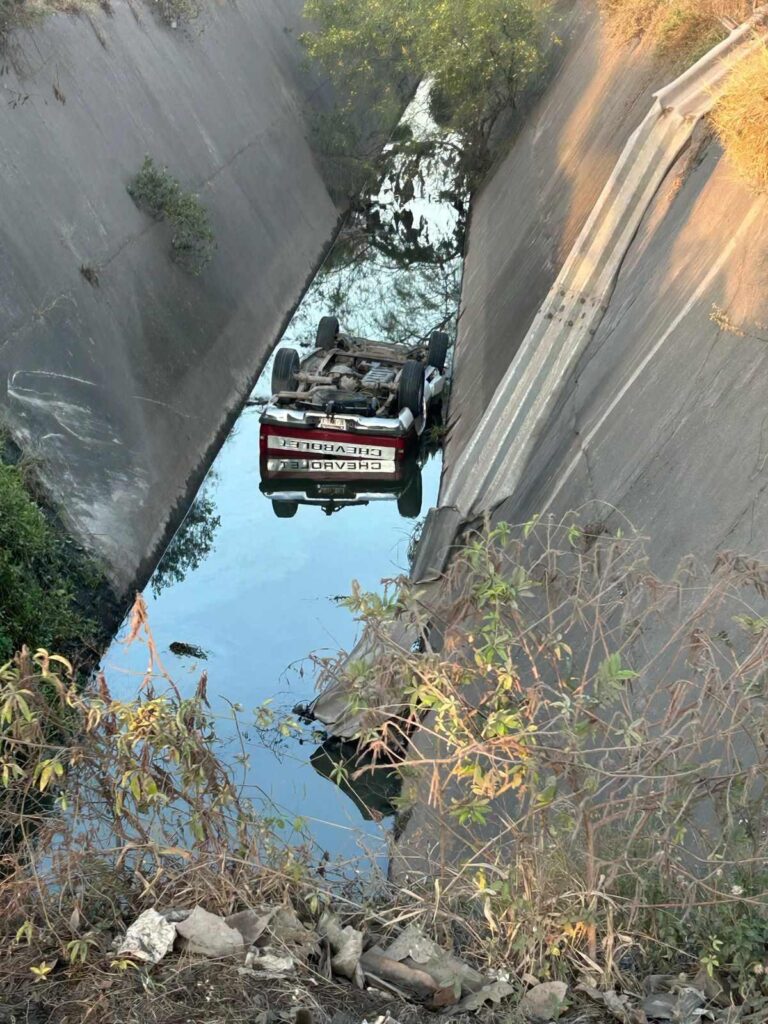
[151,489,221,597]
[303,0,548,159]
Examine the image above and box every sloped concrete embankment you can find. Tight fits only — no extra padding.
[0,0,343,595]
[440,5,768,578]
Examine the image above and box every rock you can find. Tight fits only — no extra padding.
[318,911,364,981]
[169,641,207,660]
[175,907,246,957]
[456,981,516,1012]
[225,908,275,946]
[268,904,319,959]
[641,988,705,1024]
[519,981,569,1022]
[117,908,176,964]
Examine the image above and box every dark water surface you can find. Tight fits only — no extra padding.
[103,86,456,863]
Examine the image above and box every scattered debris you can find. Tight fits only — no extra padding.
[456,980,516,1012]
[318,911,365,984]
[359,950,439,1001]
[117,908,176,964]
[384,924,485,993]
[642,986,706,1024]
[269,903,320,960]
[225,907,275,945]
[80,263,100,287]
[577,983,636,1022]
[518,981,568,1022]
[175,907,245,957]
[242,949,296,976]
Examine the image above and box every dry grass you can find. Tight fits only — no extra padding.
[711,43,768,193]
[0,0,99,40]
[335,514,768,1006]
[599,0,752,66]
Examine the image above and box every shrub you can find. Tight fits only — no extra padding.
[302,0,551,183]
[0,460,100,663]
[711,43,768,194]
[128,156,216,275]
[331,516,768,1000]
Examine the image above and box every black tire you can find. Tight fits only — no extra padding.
[316,315,340,351]
[427,330,450,372]
[272,348,300,395]
[272,500,298,519]
[398,360,425,418]
[397,466,422,519]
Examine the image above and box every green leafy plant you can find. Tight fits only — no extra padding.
[128,156,216,275]
[301,0,552,273]
[0,460,102,662]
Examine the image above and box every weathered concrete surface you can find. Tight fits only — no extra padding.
[495,134,768,569]
[444,6,768,516]
[0,0,344,594]
[442,4,670,493]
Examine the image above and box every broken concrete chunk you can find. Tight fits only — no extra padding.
[318,911,364,981]
[519,981,569,1022]
[268,904,319,959]
[641,987,705,1024]
[384,924,485,993]
[117,908,176,964]
[225,908,275,946]
[176,906,246,957]
[456,980,516,1012]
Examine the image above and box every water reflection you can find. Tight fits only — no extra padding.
[260,453,424,520]
[151,480,221,597]
[102,86,458,859]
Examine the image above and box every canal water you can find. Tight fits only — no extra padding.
[102,87,459,865]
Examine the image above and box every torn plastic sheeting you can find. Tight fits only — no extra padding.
[117,908,176,964]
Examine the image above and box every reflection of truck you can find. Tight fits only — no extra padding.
[259,316,451,518]
[259,453,423,518]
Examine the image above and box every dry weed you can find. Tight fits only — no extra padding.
[711,42,768,193]
[599,0,752,66]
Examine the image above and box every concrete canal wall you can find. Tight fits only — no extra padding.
[442,3,768,575]
[0,0,345,594]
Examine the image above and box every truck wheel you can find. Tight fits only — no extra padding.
[316,315,340,351]
[272,500,298,518]
[398,360,425,418]
[272,348,299,395]
[427,330,450,372]
[397,466,422,519]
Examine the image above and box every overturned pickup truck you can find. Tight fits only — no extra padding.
[259,316,450,517]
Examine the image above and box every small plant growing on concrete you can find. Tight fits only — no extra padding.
[150,0,200,27]
[128,155,215,275]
